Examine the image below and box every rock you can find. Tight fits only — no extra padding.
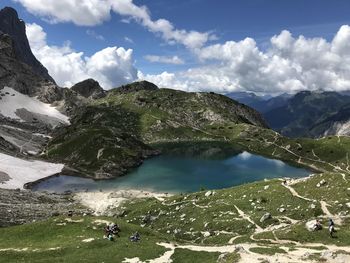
[202,231,211,237]
[71,78,105,99]
[234,245,247,253]
[260,213,272,223]
[346,202,350,208]
[51,212,60,217]
[173,229,181,234]
[321,250,334,259]
[305,220,318,231]
[278,207,286,213]
[142,213,152,224]
[264,185,269,190]
[310,203,316,209]
[317,179,327,188]
[205,191,212,197]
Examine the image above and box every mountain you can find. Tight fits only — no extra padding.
[225,91,264,106]
[46,81,268,179]
[264,91,350,138]
[0,7,54,82]
[310,103,350,136]
[70,78,106,99]
[226,91,291,113]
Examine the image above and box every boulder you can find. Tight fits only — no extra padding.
[205,191,212,197]
[260,212,272,222]
[202,231,211,237]
[305,220,318,231]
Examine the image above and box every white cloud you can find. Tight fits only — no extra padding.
[17,1,350,94]
[14,0,112,26]
[16,0,214,49]
[144,55,184,65]
[140,26,350,94]
[86,29,105,41]
[26,23,137,89]
[124,36,134,43]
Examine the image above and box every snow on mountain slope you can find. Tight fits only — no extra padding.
[0,87,69,124]
[0,153,64,189]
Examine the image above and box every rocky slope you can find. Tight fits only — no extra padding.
[0,188,89,227]
[311,103,350,136]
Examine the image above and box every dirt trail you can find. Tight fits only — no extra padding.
[234,205,263,232]
[121,241,350,263]
[281,182,314,202]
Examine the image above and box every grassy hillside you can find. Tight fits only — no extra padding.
[2,172,350,262]
[45,82,267,179]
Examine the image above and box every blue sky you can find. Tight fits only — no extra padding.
[2,0,350,94]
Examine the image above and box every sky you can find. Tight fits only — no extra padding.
[2,0,350,95]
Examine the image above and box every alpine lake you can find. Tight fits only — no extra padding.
[33,142,310,193]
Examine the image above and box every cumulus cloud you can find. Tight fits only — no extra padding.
[15,0,214,49]
[26,23,137,89]
[144,55,184,65]
[140,26,350,94]
[14,0,111,26]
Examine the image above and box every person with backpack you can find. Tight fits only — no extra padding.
[328,218,335,237]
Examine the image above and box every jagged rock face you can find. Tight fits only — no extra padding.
[0,32,57,96]
[0,7,54,82]
[71,78,105,99]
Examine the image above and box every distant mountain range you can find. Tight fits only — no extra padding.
[226,91,292,113]
[227,90,350,138]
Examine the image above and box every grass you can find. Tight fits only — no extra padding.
[170,248,221,263]
[249,246,287,255]
[0,216,171,263]
[274,218,350,246]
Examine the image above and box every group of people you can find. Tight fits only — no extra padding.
[104,223,121,241]
[313,218,336,237]
[103,223,141,242]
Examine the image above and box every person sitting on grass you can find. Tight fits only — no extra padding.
[130,231,141,242]
[110,223,121,237]
[313,219,322,231]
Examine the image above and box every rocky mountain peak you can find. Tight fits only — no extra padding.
[0,6,54,82]
[71,78,105,99]
[117,80,159,93]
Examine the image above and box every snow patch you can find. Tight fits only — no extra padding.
[0,153,64,189]
[0,87,69,124]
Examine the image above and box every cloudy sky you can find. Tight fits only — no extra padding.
[2,0,350,95]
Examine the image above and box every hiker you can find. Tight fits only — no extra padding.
[313,219,322,231]
[130,231,141,242]
[329,219,335,237]
[110,223,121,237]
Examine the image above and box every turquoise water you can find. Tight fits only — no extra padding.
[33,149,310,194]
